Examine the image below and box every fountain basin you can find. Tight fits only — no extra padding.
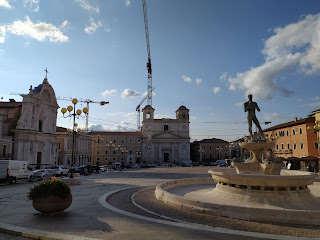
[209,168,316,191]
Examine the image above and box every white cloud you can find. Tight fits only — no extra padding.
[0,49,4,55]
[60,20,70,29]
[75,0,99,13]
[125,0,130,6]
[23,0,40,12]
[89,124,105,131]
[195,78,202,85]
[84,17,102,34]
[219,72,227,82]
[101,89,117,97]
[155,114,170,119]
[213,87,220,94]
[182,75,192,83]
[313,96,320,101]
[262,113,281,122]
[308,102,320,108]
[234,102,243,107]
[0,26,6,43]
[0,0,11,8]
[229,13,320,100]
[5,16,68,43]
[121,89,143,98]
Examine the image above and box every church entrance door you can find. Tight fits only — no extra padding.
[37,152,42,168]
[164,152,170,162]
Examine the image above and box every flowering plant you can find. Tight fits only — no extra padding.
[27,177,71,200]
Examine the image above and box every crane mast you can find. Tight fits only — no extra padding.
[142,0,152,106]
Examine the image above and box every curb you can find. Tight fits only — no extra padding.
[0,222,105,240]
[100,187,320,240]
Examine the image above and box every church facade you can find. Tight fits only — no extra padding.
[141,105,190,164]
[12,77,59,167]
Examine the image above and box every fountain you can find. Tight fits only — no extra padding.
[155,94,320,225]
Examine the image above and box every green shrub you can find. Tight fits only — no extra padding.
[28,178,71,200]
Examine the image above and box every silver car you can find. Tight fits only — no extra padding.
[33,169,54,181]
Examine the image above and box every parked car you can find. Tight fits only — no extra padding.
[33,169,54,181]
[99,166,106,172]
[78,165,89,175]
[212,160,227,167]
[0,160,34,184]
[50,166,69,176]
[132,164,140,168]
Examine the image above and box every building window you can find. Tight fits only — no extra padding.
[39,120,43,132]
[129,139,133,143]
[315,142,319,149]
[137,139,141,143]
[293,142,297,150]
[287,143,290,149]
[281,143,284,149]
[58,142,61,150]
[105,158,108,161]
[148,145,151,151]
[146,112,151,119]
[300,142,304,149]
[276,132,278,137]
[121,139,124,144]
[113,150,115,154]
[209,152,212,157]
[209,146,212,150]
[293,129,295,135]
[129,150,132,154]
[276,144,279,150]
[286,130,289,136]
[105,139,109,143]
[164,125,169,131]
[113,139,116,143]
[105,150,108,154]
[182,113,186,119]
[299,128,302,134]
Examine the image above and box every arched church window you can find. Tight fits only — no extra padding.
[182,113,186,119]
[146,112,151,119]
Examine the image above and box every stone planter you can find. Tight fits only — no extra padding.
[32,194,72,213]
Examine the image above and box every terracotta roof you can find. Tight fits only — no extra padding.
[56,126,68,132]
[88,131,142,136]
[193,138,228,144]
[263,116,315,132]
[0,101,22,108]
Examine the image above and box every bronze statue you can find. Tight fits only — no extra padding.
[244,94,265,140]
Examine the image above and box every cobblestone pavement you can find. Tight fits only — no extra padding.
[0,166,319,240]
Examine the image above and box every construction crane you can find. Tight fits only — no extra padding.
[57,97,109,133]
[136,0,153,130]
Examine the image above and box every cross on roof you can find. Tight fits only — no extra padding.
[44,67,49,78]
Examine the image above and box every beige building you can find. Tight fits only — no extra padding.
[141,105,190,164]
[56,127,92,167]
[88,131,142,166]
[264,116,318,170]
[191,138,229,162]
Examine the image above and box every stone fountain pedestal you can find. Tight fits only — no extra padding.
[233,141,283,175]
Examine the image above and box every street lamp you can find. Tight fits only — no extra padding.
[61,98,88,178]
[216,146,223,160]
[198,148,204,162]
[106,141,115,165]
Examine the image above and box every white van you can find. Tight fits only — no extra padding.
[0,160,34,184]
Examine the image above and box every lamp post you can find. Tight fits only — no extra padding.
[216,146,223,160]
[106,141,115,165]
[61,98,88,178]
[136,150,141,164]
[198,148,204,162]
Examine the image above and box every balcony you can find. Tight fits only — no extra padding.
[274,149,292,154]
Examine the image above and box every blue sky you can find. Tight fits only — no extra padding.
[1,0,320,142]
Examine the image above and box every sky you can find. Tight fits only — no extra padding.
[1,0,320,142]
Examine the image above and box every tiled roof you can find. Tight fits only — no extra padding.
[56,126,68,132]
[88,131,142,136]
[263,116,315,132]
[0,102,22,108]
[193,138,228,144]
